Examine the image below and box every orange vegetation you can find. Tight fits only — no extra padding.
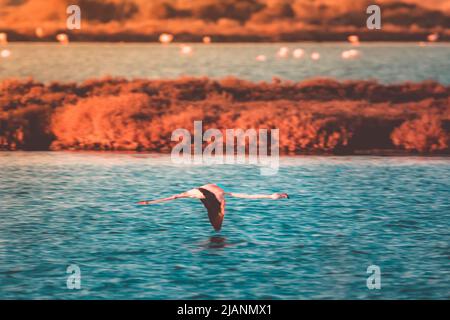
[391,114,448,152]
[0,77,449,154]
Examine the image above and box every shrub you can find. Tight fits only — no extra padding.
[391,115,449,152]
[50,93,153,150]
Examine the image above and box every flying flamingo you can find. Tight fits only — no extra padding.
[137,184,289,231]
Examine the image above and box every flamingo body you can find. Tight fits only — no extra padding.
[198,185,226,231]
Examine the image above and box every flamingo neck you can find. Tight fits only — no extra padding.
[227,193,273,199]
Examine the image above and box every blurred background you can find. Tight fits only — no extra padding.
[0,0,449,41]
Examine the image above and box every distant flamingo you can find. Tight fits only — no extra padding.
[137,184,289,231]
[292,48,304,58]
[277,47,289,58]
[311,52,320,60]
[0,49,11,58]
[159,33,174,44]
[56,33,69,44]
[203,36,212,44]
[427,33,439,42]
[347,35,360,45]
[256,54,267,62]
[341,49,360,59]
[180,44,193,55]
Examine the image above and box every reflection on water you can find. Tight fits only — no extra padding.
[0,152,449,299]
[1,43,449,84]
[206,236,228,249]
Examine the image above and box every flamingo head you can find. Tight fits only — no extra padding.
[272,193,289,199]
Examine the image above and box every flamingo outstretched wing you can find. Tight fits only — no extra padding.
[198,185,226,231]
[137,194,186,205]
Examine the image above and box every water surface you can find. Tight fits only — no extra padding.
[1,42,449,83]
[0,152,449,299]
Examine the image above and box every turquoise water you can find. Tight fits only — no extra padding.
[1,42,449,83]
[0,152,449,299]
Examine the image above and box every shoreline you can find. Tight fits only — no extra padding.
[3,40,450,45]
[1,150,449,157]
[2,29,449,43]
[3,34,450,43]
